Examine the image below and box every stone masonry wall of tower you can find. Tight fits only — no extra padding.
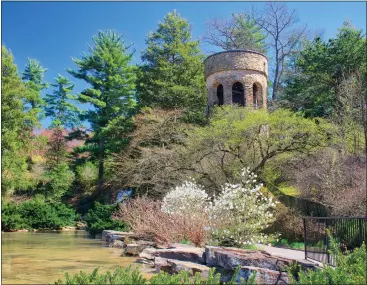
[204,50,268,110]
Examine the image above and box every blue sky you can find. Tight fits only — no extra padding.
[2,1,366,128]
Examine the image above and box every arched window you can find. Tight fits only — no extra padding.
[232,82,245,106]
[252,83,263,108]
[217,84,224,106]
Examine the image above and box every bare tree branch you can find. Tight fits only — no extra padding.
[251,2,309,101]
[203,13,267,53]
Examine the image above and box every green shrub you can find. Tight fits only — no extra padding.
[149,268,232,285]
[2,198,78,231]
[51,202,79,227]
[1,201,27,231]
[19,197,78,229]
[55,266,256,285]
[289,242,305,250]
[84,202,125,236]
[55,266,147,285]
[271,238,305,250]
[287,236,366,284]
[272,238,290,247]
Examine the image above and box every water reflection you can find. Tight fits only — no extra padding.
[2,230,153,284]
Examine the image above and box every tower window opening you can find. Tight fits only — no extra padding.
[253,83,263,109]
[217,84,224,106]
[232,82,245,106]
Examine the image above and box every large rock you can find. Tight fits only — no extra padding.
[155,247,206,264]
[76,221,87,230]
[205,246,315,272]
[102,230,136,242]
[61,226,76,231]
[168,259,211,278]
[139,246,205,264]
[154,257,170,273]
[125,243,150,256]
[236,266,289,285]
[139,248,158,260]
[154,257,211,278]
[109,240,125,248]
[135,257,155,266]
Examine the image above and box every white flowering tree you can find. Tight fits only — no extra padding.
[208,168,278,246]
[161,180,210,216]
[161,168,278,247]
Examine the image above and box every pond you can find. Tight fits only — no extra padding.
[2,230,154,284]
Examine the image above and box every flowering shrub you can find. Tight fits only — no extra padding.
[159,167,278,247]
[161,180,209,216]
[115,168,278,247]
[237,167,260,190]
[115,196,209,247]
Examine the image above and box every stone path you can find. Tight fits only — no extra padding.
[258,244,305,260]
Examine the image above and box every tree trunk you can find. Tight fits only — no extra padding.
[97,138,105,194]
[272,50,280,101]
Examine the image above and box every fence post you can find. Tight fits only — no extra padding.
[303,217,307,260]
[326,219,331,265]
[359,219,363,246]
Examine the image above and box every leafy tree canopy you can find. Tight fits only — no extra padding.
[177,105,336,193]
[279,22,366,118]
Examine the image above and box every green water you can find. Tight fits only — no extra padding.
[2,230,154,284]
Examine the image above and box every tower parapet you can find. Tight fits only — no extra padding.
[204,50,268,110]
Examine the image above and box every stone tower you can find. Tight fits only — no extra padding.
[204,50,268,111]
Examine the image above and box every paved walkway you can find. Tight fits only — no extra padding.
[256,244,325,266]
[258,244,305,260]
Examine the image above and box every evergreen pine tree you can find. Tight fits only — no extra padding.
[280,22,366,118]
[1,46,38,195]
[137,10,206,121]
[68,31,137,193]
[44,75,80,128]
[44,75,80,167]
[232,13,267,53]
[22,58,47,121]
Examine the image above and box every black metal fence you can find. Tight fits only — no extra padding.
[303,217,367,266]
